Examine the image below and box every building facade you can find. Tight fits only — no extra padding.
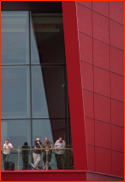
[1,1,124,181]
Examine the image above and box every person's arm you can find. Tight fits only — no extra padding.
[3,144,6,150]
[42,143,45,149]
[62,141,66,148]
[10,144,14,150]
[37,141,43,150]
[54,141,59,151]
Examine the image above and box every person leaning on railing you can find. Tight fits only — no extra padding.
[3,139,13,169]
[54,137,66,169]
[31,138,42,170]
[42,137,52,169]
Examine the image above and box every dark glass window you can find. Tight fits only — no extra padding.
[1,11,72,149]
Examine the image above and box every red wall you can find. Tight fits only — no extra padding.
[62,0,124,178]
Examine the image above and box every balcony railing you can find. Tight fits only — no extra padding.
[1,146,74,170]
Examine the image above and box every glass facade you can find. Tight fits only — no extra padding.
[1,12,71,150]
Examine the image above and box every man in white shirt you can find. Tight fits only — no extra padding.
[54,137,66,169]
[3,139,13,169]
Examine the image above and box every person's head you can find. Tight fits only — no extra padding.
[24,142,28,146]
[5,139,9,145]
[59,137,63,143]
[45,137,49,143]
[36,138,40,143]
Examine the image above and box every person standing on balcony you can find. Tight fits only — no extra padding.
[31,138,42,170]
[54,137,66,169]
[3,139,13,169]
[22,142,30,170]
[42,137,52,169]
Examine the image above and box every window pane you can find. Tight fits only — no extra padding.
[1,11,29,65]
[32,66,66,118]
[1,120,31,147]
[32,119,66,144]
[1,66,30,119]
[31,14,66,64]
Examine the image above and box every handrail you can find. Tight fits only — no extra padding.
[1,148,73,150]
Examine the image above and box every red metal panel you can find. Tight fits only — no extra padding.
[85,117,94,145]
[76,3,92,36]
[112,125,124,152]
[95,120,111,148]
[94,94,110,123]
[79,32,92,64]
[87,172,124,181]
[93,39,109,70]
[81,61,93,91]
[83,90,94,118]
[110,46,124,76]
[110,72,124,102]
[1,170,87,181]
[93,11,109,43]
[87,144,96,171]
[94,66,110,97]
[92,1,108,17]
[112,151,124,177]
[111,99,124,127]
[77,1,91,9]
[95,147,112,174]
[110,1,124,25]
[110,20,124,50]
[62,1,87,170]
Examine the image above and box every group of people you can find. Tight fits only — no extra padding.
[3,137,66,170]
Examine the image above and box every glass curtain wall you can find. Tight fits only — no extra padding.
[1,11,72,169]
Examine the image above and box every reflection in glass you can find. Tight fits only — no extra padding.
[1,66,30,119]
[31,14,65,64]
[1,11,29,65]
[1,120,31,147]
[32,66,66,118]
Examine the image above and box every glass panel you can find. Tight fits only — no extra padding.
[1,66,30,119]
[31,14,66,64]
[1,119,31,151]
[32,66,66,118]
[1,11,29,65]
[32,119,53,143]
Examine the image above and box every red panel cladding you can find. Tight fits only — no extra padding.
[83,90,94,118]
[85,117,94,145]
[86,144,96,171]
[92,1,108,17]
[111,99,124,127]
[110,46,124,76]
[1,171,87,181]
[77,1,91,9]
[112,151,124,177]
[62,1,87,170]
[95,120,111,148]
[112,125,124,152]
[81,61,93,91]
[94,66,110,97]
[76,3,92,36]
[93,12,109,43]
[79,32,92,64]
[110,72,124,102]
[110,1,124,25]
[93,39,109,70]
[110,20,124,50]
[95,147,111,174]
[94,94,110,123]
[87,173,123,181]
